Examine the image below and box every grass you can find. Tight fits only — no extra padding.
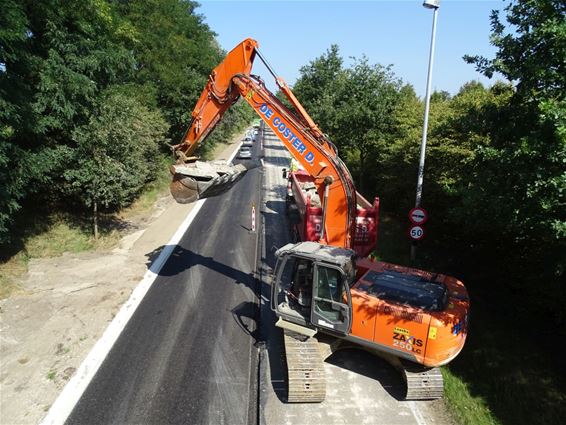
[442,368,497,425]
[25,222,95,257]
[22,220,123,257]
[0,252,28,299]
[0,220,122,299]
[441,298,566,425]
[376,211,566,425]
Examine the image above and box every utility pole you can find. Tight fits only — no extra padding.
[411,0,440,262]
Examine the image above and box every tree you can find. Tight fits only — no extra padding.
[64,93,168,237]
[376,84,423,213]
[0,0,254,246]
[0,1,27,244]
[293,45,346,143]
[0,142,27,245]
[463,0,566,320]
[293,48,403,195]
[0,0,135,242]
[464,0,566,242]
[115,0,222,141]
[334,58,401,194]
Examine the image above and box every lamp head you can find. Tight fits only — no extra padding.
[423,0,440,9]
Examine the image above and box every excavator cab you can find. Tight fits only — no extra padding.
[271,241,355,336]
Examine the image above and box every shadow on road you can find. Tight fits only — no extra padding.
[326,348,407,401]
[261,143,287,151]
[144,245,256,292]
[232,301,261,345]
[263,156,289,167]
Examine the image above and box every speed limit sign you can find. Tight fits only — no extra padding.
[409,225,425,241]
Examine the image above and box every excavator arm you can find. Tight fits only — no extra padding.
[170,38,357,249]
[173,39,257,160]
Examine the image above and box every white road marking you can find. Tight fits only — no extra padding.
[408,401,427,425]
[41,141,242,425]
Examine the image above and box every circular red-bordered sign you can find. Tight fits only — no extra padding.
[409,207,428,225]
[408,225,425,241]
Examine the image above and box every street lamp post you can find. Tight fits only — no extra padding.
[411,0,440,262]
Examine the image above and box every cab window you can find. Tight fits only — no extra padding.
[313,265,347,323]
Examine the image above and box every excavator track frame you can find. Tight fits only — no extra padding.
[401,362,444,400]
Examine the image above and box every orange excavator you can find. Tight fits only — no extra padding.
[170,39,469,402]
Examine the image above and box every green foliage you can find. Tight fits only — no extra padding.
[0,1,30,243]
[0,0,136,242]
[0,1,28,65]
[460,0,566,319]
[293,47,403,194]
[64,93,168,212]
[31,17,134,136]
[293,45,345,139]
[462,0,566,239]
[0,142,26,243]
[115,0,221,141]
[464,0,566,102]
[0,0,252,246]
[335,58,402,193]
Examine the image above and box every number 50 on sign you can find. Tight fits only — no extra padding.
[409,225,425,241]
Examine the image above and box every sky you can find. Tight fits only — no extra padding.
[196,0,506,97]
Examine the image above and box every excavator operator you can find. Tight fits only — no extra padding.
[290,259,313,308]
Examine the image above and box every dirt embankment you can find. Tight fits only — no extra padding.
[0,134,244,425]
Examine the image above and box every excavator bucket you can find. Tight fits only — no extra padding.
[170,160,258,204]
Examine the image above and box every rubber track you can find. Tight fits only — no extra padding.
[283,330,326,403]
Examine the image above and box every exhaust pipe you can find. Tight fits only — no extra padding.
[170,160,259,204]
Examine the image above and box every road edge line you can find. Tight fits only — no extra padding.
[40,199,206,425]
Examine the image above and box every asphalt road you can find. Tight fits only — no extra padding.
[66,140,263,425]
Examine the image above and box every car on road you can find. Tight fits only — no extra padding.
[238,146,252,159]
[242,136,253,146]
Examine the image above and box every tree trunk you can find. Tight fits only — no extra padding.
[358,151,365,194]
[93,201,99,240]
